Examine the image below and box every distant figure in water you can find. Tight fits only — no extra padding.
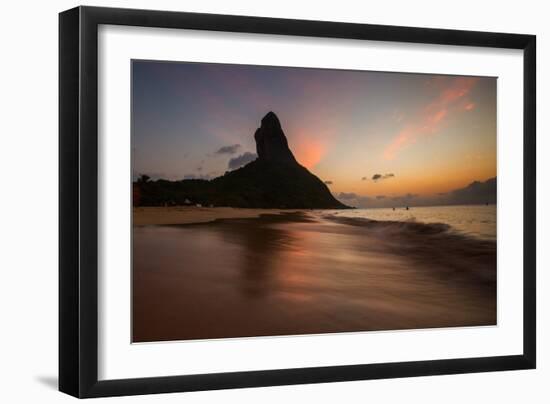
[405,206,409,210]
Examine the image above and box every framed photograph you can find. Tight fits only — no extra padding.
[59,6,536,398]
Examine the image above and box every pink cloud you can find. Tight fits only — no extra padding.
[289,126,335,170]
[384,77,478,160]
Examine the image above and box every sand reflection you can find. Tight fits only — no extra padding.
[132,213,496,342]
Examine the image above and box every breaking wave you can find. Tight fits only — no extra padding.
[323,214,496,284]
[324,215,452,236]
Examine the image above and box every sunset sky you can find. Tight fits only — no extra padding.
[132,60,496,208]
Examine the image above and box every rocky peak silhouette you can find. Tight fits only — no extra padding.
[254,111,297,164]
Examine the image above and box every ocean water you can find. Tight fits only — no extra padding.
[318,204,496,241]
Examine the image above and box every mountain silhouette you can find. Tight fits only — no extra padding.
[135,112,349,209]
[254,111,297,164]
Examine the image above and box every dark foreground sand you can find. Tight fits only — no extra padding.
[132,211,496,342]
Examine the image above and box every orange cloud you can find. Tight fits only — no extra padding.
[294,137,327,170]
[384,77,478,160]
[286,123,335,170]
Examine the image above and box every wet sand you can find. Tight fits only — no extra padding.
[132,211,496,342]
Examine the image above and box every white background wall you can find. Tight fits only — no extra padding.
[0,0,547,402]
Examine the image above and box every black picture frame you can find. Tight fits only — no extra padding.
[59,5,536,398]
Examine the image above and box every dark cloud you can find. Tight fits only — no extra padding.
[337,192,358,200]
[392,193,418,201]
[372,173,395,182]
[334,177,496,209]
[447,177,496,205]
[228,152,258,170]
[336,192,371,208]
[324,180,333,185]
[215,144,241,155]
[389,193,419,207]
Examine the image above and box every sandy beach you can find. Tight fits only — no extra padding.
[133,206,293,226]
[132,208,496,342]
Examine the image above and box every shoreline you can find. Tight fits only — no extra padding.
[133,206,298,226]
